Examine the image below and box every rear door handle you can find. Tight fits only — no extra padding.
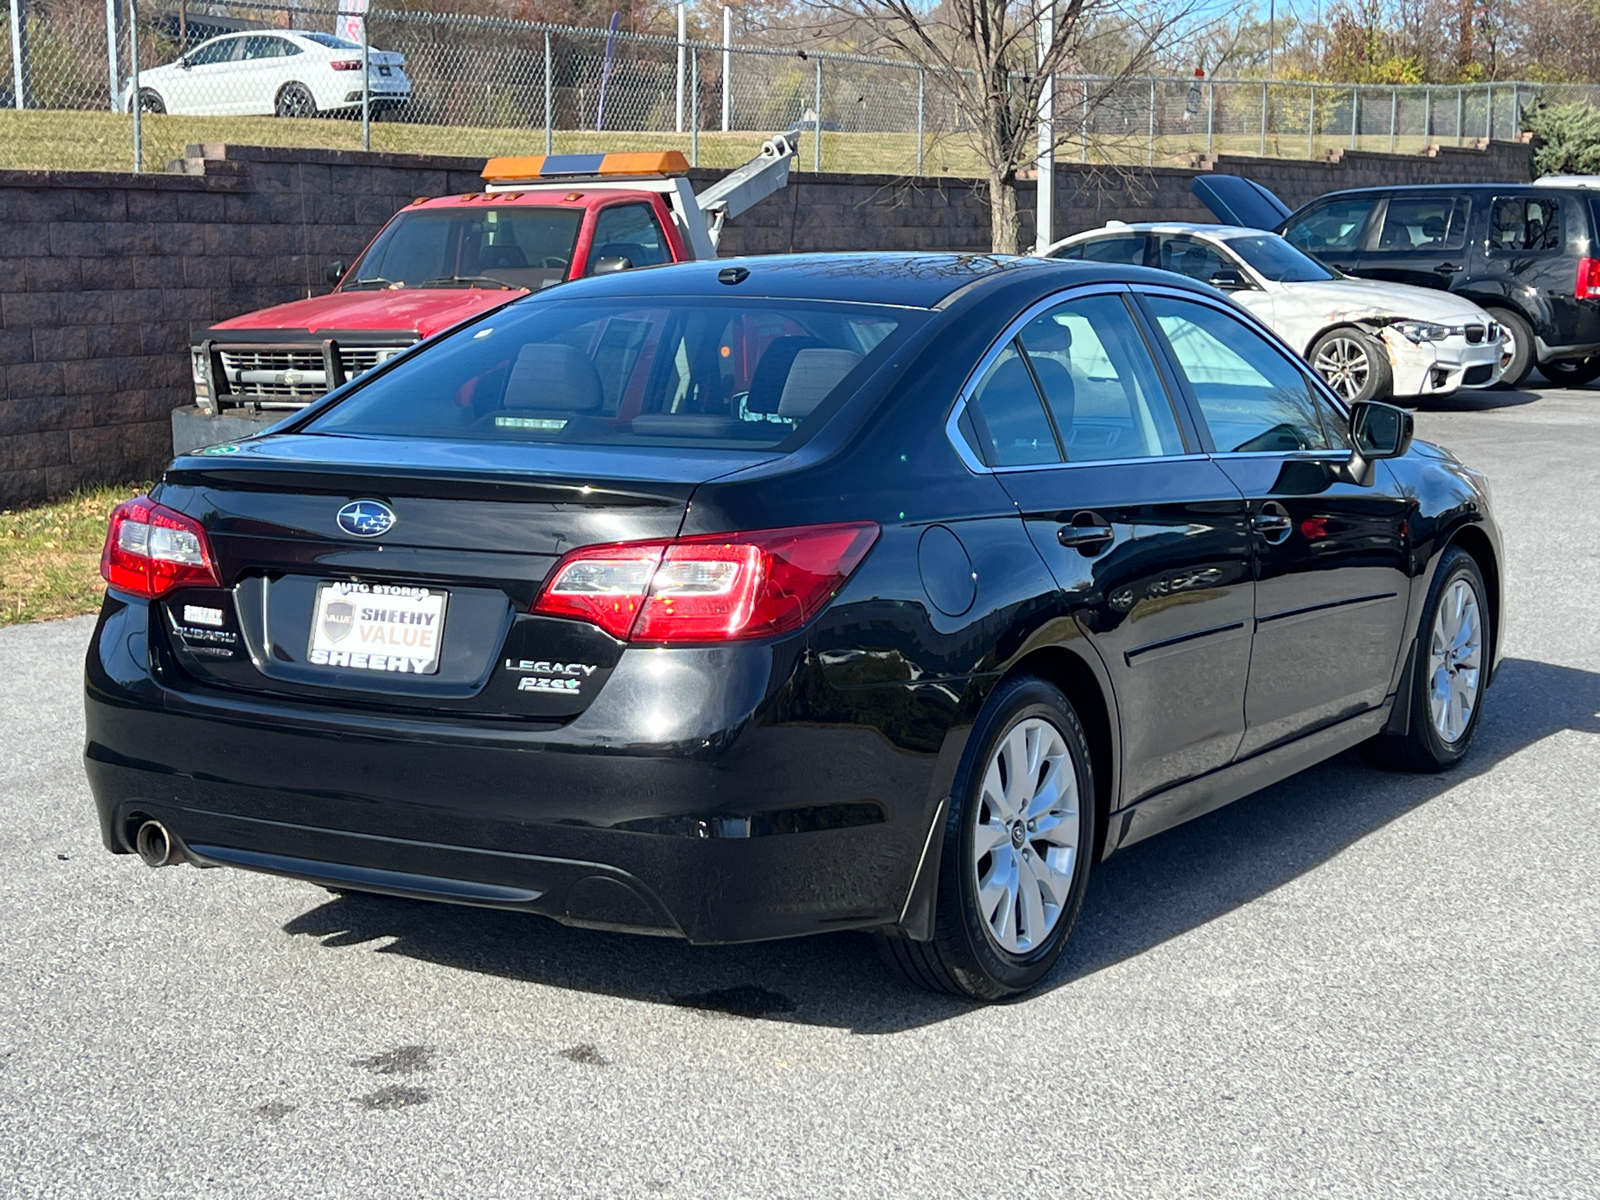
[1058,521,1115,551]
[1252,511,1293,543]
[1434,262,1463,275]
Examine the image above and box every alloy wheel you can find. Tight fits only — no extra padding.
[969,717,1079,954]
[1313,335,1371,401]
[1428,577,1483,744]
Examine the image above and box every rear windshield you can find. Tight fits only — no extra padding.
[305,296,920,450]
[297,32,361,48]
[1225,234,1336,282]
[345,208,584,292]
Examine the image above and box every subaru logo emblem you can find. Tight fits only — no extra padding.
[336,499,396,538]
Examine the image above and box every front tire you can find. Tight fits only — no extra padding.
[1311,328,1392,403]
[1538,356,1600,387]
[1487,308,1535,389]
[1366,546,1489,773]
[879,675,1095,1000]
[136,87,165,114]
[275,82,317,119]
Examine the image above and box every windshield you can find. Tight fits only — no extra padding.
[1224,234,1337,282]
[345,208,584,292]
[305,297,921,451]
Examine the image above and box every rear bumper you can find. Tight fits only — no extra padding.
[84,597,950,944]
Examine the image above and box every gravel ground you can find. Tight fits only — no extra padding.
[1,385,1596,1199]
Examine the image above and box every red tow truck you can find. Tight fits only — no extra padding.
[178,133,800,447]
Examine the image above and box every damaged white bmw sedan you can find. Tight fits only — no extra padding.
[1044,222,1505,403]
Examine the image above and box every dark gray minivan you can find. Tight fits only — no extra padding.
[1195,176,1600,387]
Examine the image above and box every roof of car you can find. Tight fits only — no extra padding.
[1305,182,1574,199]
[1059,222,1276,240]
[529,252,1161,309]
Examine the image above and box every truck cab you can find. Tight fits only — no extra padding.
[187,139,796,422]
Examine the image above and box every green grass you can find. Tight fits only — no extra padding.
[0,482,149,626]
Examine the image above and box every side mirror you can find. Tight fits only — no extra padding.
[180,57,192,70]
[592,255,632,275]
[325,260,346,285]
[1339,400,1414,486]
[1209,268,1249,290]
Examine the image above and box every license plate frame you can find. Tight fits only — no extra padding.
[307,581,448,676]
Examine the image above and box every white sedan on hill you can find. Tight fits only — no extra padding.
[1042,222,1506,402]
[127,30,410,119]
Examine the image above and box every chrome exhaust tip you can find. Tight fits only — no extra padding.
[134,820,179,868]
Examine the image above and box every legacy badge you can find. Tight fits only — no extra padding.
[337,499,396,538]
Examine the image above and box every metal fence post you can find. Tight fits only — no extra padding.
[1389,87,1397,153]
[1307,83,1315,158]
[813,58,822,172]
[360,16,370,152]
[915,68,924,176]
[674,2,684,134]
[9,0,25,110]
[1457,86,1464,146]
[1259,80,1267,156]
[105,0,119,112]
[1148,78,1155,165]
[543,30,552,156]
[690,46,698,167]
[1422,86,1431,147]
[1350,86,1358,149]
[1205,79,1213,157]
[128,0,140,171]
[1083,82,1090,163]
[1485,82,1492,140]
[720,5,730,133]
[1038,6,1055,251]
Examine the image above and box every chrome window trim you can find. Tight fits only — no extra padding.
[945,281,1200,475]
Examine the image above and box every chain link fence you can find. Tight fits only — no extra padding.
[0,0,1588,176]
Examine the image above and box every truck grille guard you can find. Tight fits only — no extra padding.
[200,338,412,410]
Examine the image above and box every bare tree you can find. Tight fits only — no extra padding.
[816,0,1196,253]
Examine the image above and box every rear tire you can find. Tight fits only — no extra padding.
[1365,546,1489,773]
[136,87,165,114]
[1310,328,1392,403]
[275,82,317,119]
[879,674,1095,1000]
[1538,356,1600,387]
[1487,308,1534,389]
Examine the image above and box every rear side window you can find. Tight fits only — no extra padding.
[587,204,671,272]
[962,294,1185,466]
[1375,197,1471,252]
[307,297,917,451]
[1489,196,1562,252]
[1054,235,1148,266]
[1145,296,1343,453]
[1284,198,1376,254]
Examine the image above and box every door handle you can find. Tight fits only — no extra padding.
[1058,519,1115,552]
[1434,262,1463,275]
[1251,510,1293,544]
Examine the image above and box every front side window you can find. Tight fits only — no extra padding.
[1489,196,1562,252]
[1145,296,1343,454]
[1054,235,1148,266]
[348,208,585,291]
[1375,197,1471,252]
[586,204,671,273]
[1284,198,1377,255]
[306,298,916,451]
[186,37,239,67]
[1154,236,1239,286]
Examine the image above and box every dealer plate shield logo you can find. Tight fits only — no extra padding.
[337,499,396,538]
[307,581,448,675]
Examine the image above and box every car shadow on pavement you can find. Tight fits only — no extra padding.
[1413,387,1543,412]
[281,657,1599,1034]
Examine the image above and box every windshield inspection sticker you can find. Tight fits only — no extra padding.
[308,581,448,675]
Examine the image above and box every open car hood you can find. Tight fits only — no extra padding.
[1191,175,1293,231]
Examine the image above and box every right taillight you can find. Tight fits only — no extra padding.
[100,497,220,599]
[533,522,879,644]
[1578,257,1600,299]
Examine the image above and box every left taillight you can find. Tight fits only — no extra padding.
[533,522,879,644]
[330,59,363,71]
[100,496,220,599]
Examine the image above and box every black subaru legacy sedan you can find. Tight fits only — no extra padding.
[85,253,1502,999]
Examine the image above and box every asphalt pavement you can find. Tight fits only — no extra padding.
[2,385,1597,1199]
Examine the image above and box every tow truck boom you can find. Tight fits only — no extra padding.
[693,127,801,249]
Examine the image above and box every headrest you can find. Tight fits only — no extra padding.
[1421,216,1447,238]
[1025,316,1074,353]
[746,336,823,413]
[777,348,862,419]
[504,343,604,412]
